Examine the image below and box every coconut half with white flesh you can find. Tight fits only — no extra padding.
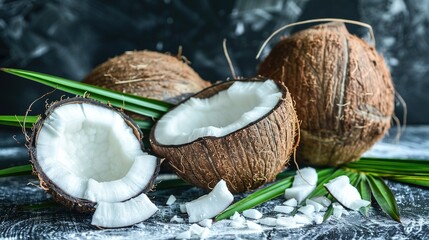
[28,98,160,225]
[150,79,299,193]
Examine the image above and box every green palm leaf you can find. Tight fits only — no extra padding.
[0,165,32,177]
[1,68,172,118]
[0,115,39,128]
[367,175,401,222]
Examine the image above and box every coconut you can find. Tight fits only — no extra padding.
[28,97,160,217]
[83,50,211,105]
[258,22,395,166]
[150,78,299,193]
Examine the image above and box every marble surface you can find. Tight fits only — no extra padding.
[0,126,428,239]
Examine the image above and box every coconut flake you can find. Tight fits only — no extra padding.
[91,193,158,228]
[259,217,278,226]
[283,198,298,207]
[293,214,312,225]
[189,224,204,235]
[273,205,294,214]
[166,195,177,205]
[297,205,315,217]
[324,176,370,210]
[170,215,184,223]
[305,199,324,212]
[276,216,300,228]
[292,167,318,187]
[242,209,263,220]
[176,230,191,239]
[311,196,332,207]
[332,202,345,218]
[186,180,234,223]
[200,227,211,239]
[284,186,314,203]
[180,204,187,213]
[198,219,213,228]
[246,220,263,231]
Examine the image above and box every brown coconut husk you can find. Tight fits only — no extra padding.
[150,78,299,193]
[83,50,211,106]
[28,97,160,212]
[258,22,394,166]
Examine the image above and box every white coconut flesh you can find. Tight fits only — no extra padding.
[324,176,370,210]
[154,80,282,145]
[185,179,234,223]
[36,102,158,203]
[91,192,158,228]
[285,167,318,203]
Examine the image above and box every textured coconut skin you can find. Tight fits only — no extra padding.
[83,50,211,105]
[28,97,160,213]
[258,22,394,166]
[150,79,299,193]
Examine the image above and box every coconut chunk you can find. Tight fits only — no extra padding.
[283,198,298,207]
[259,217,278,226]
[246,220,263,231]
[324,176,370,210]
[305,199,324,212]
[276,216,299,228]
[154,80,281,145]
[176,230,192,239]
[189,224,204,235]
[284,186,314,203]
[170,215,184,223]
[91,193,158,228]
[200,227,211,239]
[274,206,294,214]
[292,167,318,187]
[186,180,234,223]
[242,209,263,220]
[311,196,331,207]
[180,204,187,213]
[297,205,315,217]
[293,214,312,225]
[166,195,177,205]
[198,219,213,228]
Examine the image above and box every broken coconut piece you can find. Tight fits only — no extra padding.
[259,217,278,226]
[246,220,263,231]
[274,205,294,214]
[29,98,159,212]
[284,167,317,203]
[324,176,370,210]
[91,193,158,228]
[283,198,298,207]
[185,180,234,223]
[242,209,263,220]
[310,196,331,208]
[176,230,192,239]
[166,195,177,205]
[198,219,213,228]
[150,79,299,193]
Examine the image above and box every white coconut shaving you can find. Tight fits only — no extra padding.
[91,193,158,228]
[154,80,282,145]
[242,209,263,220]
[284,167,318,203]
[324,175,370,210]
[186,180,234,223]
[166,195,177,205]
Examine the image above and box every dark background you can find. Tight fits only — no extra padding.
[0,0,428,124]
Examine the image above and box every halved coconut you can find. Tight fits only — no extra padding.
[28,97,160,213]
[150,79,299,193]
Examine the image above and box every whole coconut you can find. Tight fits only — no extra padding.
[258,22,395,166]
[83,50,211,105]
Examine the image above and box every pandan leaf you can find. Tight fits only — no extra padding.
[358,174,372,217]
[1,68,172,118]
[0,164,32,177]
[0,115,39,128]
[367,175,401,222]
[388,175,429,188]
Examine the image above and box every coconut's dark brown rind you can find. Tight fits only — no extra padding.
[258,22,394,166]
[28,97,160,213]
[83,50,211,105]
[149,79,299,193]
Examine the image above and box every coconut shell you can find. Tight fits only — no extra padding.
[258,22,395,166]
[149,79,299,193]
[28,97,160,212]
[83,50,211,105]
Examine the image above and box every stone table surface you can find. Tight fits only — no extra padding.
[0,126,428,239]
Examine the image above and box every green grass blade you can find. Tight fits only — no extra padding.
[367,175,401,222]
[215,176,294,221]
[388,175,429,187]
[0,164,32,177]
[306,168,346,199]
[0,115,39,128]
[358,174,371,217]
[2,68,173,118]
